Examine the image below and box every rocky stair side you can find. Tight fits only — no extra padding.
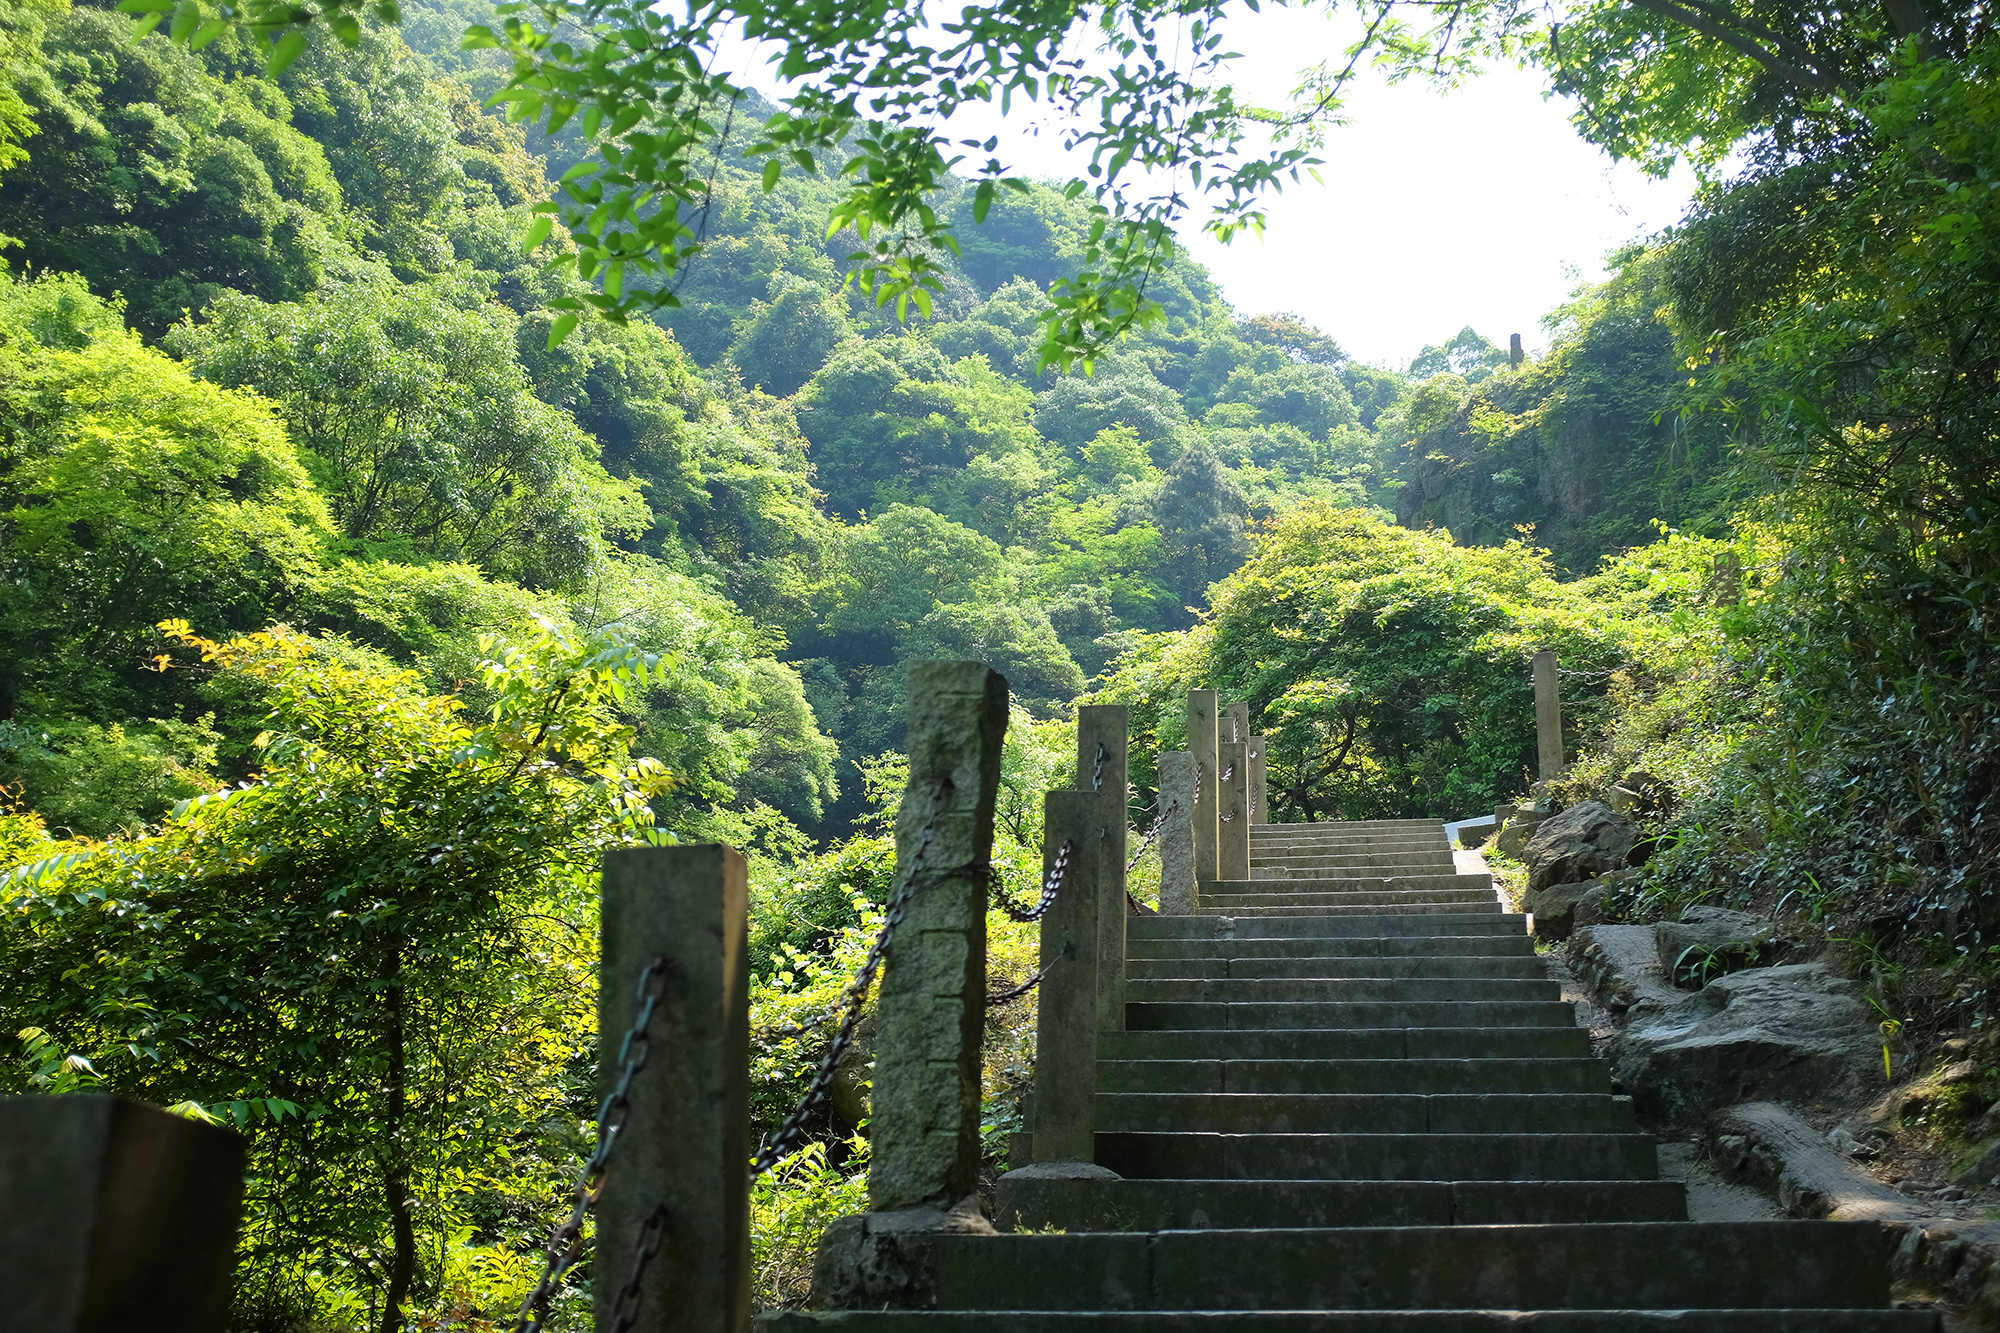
[761,819,1936,1331]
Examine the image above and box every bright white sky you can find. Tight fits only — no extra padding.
[731,4,1703,369]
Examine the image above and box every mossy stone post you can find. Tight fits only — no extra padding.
[1533,649,1563,782]
[1077,704,1129,1032]
[1033,790,1102,1163]
[0,1095,245,1333]
[1188,689,1220,887]
[1156,751,1197,914]
[1247,734,1268,824]
[1218,740,1250,880]
[871,661,1009,1213]
[597,844,751,1333]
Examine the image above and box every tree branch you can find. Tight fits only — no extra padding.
[1625,0,1846,97]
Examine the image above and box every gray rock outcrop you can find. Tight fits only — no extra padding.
[1654,907,1774,985]
[1611,963,1882,1121]
[1567,924,1684,1016]
[1524,801,1640,893]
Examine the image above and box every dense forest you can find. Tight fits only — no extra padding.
[2,0,1995,1325]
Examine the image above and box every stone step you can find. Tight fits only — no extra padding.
[993,1176,1688,1231]
[1125,955,1546,980]
[1098,1057,1613,1096]
[1251,852,1458,870]
[823,1222,1911,1311]
[763,1310,1937,1330]
[1194,892,1500,912]
[1095,1092,1635,1135]
[1126,977,1562,1004]
[1097,1132,1659,1180]
[1098,1027,1595,1061]
[1197,903,1501,919]
[1127,1000,1577,1031]
[1130,915,1527,940]
[1255,820,1443,834]
[1252,837,1455,851]
[1126,935,1536,961]
[1207,874,1496,895]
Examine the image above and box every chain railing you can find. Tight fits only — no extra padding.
[748,783,949,1178]
[511,955,671,1333]
[1126,809,1167,872]
[989,841,1072,922]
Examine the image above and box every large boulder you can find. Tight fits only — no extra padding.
[1654,906,1774,986]
[1524,801,1640,892]
[1610,963,1882,1122]
[1567,924,1684,1016]
[1526,868,1639,941]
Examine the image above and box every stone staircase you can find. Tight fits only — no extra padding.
[767,819,1934,1330]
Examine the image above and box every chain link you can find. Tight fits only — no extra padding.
[1091,742,1106,792]
[1126,810,1167,872]
[990,840,1072,922]
[749,783,949,1178]
[603,1207,666,1333]
[510,956,670,1333]
[986,964,1050,1005]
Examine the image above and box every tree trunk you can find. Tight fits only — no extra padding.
[378,936,416,1333]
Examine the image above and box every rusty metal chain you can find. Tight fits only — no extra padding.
[510,956,670,1333]
[749,783,949,1178]
[603,1207,666,1333]
[990,840,1072,922]
[986,965,1050,1006]
[1126,810,1167,872]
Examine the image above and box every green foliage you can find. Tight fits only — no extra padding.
[169,277,647,588]
[0,267,334,721]
[1097,504,1727,821]
[0,714,221,838]
[0,618,672,1328]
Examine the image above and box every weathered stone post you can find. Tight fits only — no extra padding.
[1032,790,1103,1163]
[871,661,1010,1213]
[1188,689,1219,887]
[1247,734,1268,824]
[1533,649,1563,781]
[812,664,1010,1309]
[597,844,751,1333]
[1076,705,1128,1032]
[0,1095,245,1333]
[1156,752,1198,914]
[1217,740,1250,880]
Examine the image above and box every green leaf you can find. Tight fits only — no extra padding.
[267,30,308,74]
[763,159,782,191]
[521,216,554,253]
[547,313,580,349]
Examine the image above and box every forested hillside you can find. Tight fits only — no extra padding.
[7,0,1995,1325]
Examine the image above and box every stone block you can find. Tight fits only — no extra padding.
[1155,753,1196,915]
[1076,706,1129,1032]
[1187,690,1218,884]
[1034,791,1103,1164]
[872,661,1008,1213]
[598,844,751,1333]
[1246,735,1267,824]
[0,1095,244,1333]
[1217,741,1249,881]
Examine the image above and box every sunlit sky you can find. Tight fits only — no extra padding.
[727,4,1703,368]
